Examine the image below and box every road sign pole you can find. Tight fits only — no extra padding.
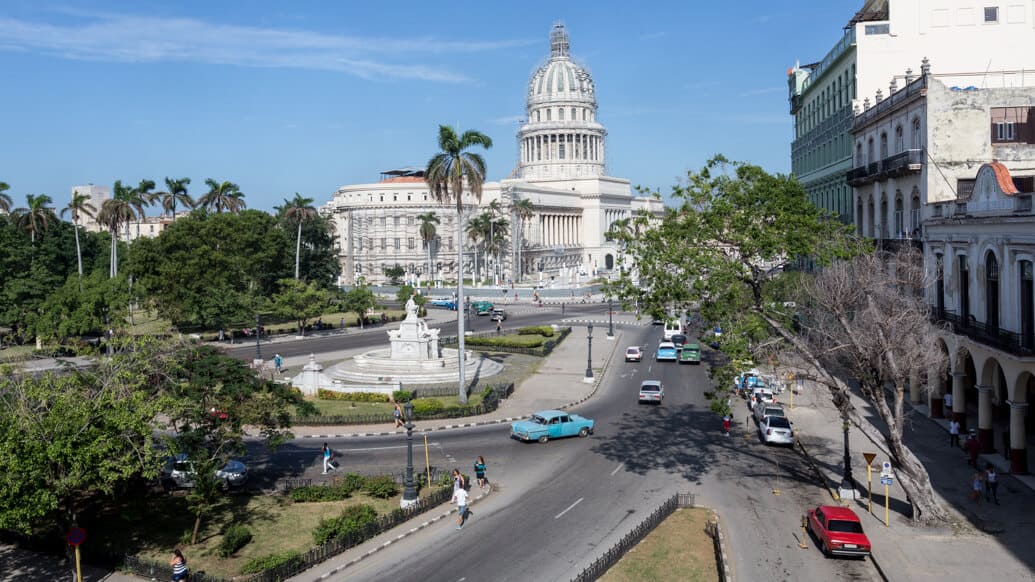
[867,465,873,514]
[885,484,890,527]
[424,433,431,486]
[75,545,82,582]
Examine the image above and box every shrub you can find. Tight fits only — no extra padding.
[290,473,367,502]
[218,524,252,557]
[364,475,399,499]
[313,504,378,545]
[317,390,390,402]
[465,335,545,348]
[340,472,367,494]
[518,325,554,337]
[240,551,303,574]
[411,398,443,415]
[391,390,413,403]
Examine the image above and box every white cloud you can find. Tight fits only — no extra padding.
[0,13,535,82]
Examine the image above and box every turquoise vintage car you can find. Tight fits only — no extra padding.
[655,341,678,362]
[511,410,595,443]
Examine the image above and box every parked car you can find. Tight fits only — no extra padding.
[161,454,249,491]
[748,387,775,411]
[625,346,643,362]
[638,380,664,404]
[806,505,872,558]
[429,298,457,310]
[472,300,494,315]
[679,343,701,364]
[670,333,688,350]
[510,410,595,443]
[758,415,794,445]
[735,370,761,393]
[655,341,678,362]
[753,404,787,424]
[663,320,682,340]
[489,308,507,321]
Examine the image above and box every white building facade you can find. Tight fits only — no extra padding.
[325,24,663,287]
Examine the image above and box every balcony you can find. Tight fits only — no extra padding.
[931,309,1035,357]
[846,149,924,186]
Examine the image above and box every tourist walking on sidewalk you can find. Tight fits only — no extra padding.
[986,463,1000,504]
[965,431,981,467]
[393,402,405,429]
[451,468,467,500]
[971,469,986,503]
[454,485,470,530]
[274,353,283,374]
[322,443,337,474]
[170,549,189,582]
[949,419,961,448]
[722,415,731,437]
[474,456,488,490]
[944,391,953,415]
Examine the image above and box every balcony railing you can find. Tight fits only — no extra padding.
[931,309,1035,357]
[847,149,924,186]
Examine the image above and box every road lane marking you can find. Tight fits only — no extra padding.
[555,497,584,519]
[610,463,624,476]
[341,443,439,452]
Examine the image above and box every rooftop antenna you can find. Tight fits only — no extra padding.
[550,22,569,58]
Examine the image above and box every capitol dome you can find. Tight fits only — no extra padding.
[518,24,607,182]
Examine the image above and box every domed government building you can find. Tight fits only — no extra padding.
[324,24,663,286]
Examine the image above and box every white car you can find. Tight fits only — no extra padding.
[753,404,787,424]
[748,388,775,411]
[759,415,794,445]
[625,346,643,362]
[638,380,664,404]
[161,454,249,491]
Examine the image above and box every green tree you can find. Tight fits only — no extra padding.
[61,190,97,286]
[271,278,331,336]
[0,181,11,214]
[340,285,379,329]
[512,197,535,282]
[28,272,130,342]
[383,264,405,285]
[97,180,139,278]
[156,177,194,217]
[199,179,246,213]
[417,212,440,284]
[277,193,318,280]
[426,125,492,404]
[13,193,56,244]
[396,285,428,315]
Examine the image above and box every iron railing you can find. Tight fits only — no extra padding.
[571,493,695,582]
[932,309,1035,356]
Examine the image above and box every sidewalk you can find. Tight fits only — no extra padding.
[781,375,1035,581]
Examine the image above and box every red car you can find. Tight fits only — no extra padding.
[806,505,872,558]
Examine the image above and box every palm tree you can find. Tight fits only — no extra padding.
[465,213,491,286]
[0,181,11,214]
[157,177,194,217]
[61,191,97,286]
[512,198,535,282]
[425,124,493,405]
[13,194,56,243]
[417,212,440,284]
[199,179,246,213]
[130,179,156,239]
[98,180,140,277]
[277,193,318,279]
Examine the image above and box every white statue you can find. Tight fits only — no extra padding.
[405,296,418,319]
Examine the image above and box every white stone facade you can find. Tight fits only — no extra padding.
[325,24,663,286]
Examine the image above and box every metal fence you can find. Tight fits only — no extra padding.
[293,382,514,426]
[570,492,695,582]
[109,485,456,582]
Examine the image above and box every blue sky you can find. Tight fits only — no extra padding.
[0,1,856,212]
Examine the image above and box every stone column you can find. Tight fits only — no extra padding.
[909,370,922,404]
[1008,400,1029,474]
[976,384,994,452]
[952,371,967,430]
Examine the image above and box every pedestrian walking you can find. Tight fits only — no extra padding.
[474,456,488,490]
[944,392,953,414]
[340,317,345,329]
[451,468,467,500]
[965,431,981,467]
[722,415,732,437]
[971,469,985,503]
[218,328,225,342]
[170,549,189,582]
[393,402,405,429]
[322,443,337,474]
[496,319,502,335]
[949,419,961,448]
[986,463,1000,504]
[274,353,283,374]
[454,485,470,530]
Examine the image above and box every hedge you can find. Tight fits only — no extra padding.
[517,325,555,337]
[465,334,546,348]
[240,551,303,574]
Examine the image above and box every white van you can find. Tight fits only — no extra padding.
[663,320,682,341]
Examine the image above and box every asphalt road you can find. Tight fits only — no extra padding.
[271,322,881,582]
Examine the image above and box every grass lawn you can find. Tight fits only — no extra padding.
[308,393,485,419]
[601,508,719,582]
[94,486,432,579]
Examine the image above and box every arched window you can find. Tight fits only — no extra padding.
[894,125,904,152]
[547,109,552,121]
[894,192,904,237]
[959,255,971,323]
[880,132,888,159]
[986,252,1000,330]
[867,138,875,166]
[558,108,565,121]
[910,188,921,234]
[536,110,541,122]
[935,254,945,316]
[856,142,864,166]
[571,107,576,120]
[912,118,922,148]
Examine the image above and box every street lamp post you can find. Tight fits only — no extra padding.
[839,415,856,499]
[607,297,615,340]
[253,314,263,366]
[401,401,418,508]
[584,324,594,383]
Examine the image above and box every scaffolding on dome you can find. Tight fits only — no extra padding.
[379,168,425,182]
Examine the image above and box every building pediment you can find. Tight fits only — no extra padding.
[972,162,1021,202]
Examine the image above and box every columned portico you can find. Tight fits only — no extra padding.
[976,384,994,452]
[1008,400,1029,474]
[952,371,967,429]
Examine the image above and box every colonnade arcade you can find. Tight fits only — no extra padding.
[522,133,603,164]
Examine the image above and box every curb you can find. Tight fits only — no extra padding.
[711,509,734,582]
[307,486,493,581]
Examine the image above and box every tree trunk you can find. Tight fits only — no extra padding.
[74,223,83,292]
[295,222,303,279]
[191,512,202,545]
[456,204,468,404]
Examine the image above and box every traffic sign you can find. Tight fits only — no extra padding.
[881,461,892,476]
[880,476,894,486]
[863,452,877,467]
[66,527,87,547]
